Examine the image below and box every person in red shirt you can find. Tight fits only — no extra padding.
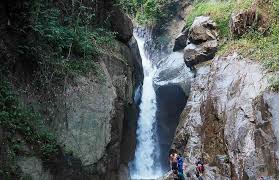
[195,157,205,174]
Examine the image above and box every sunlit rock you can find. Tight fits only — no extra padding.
[172,53,279,179]
[188,16,218,44]
[184,40,218,69]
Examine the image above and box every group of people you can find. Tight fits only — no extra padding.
[169,149,205,180]
[169,149,185,180]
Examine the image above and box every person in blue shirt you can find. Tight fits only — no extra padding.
[176,153,185,180]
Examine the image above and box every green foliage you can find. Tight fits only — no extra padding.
[137,0,167,24]
[10,139,25,155]
[116,0,141,15]
[224,155,230,163]
[186,1,233,38]
[13,0,116,83]
[272,0,279,16]
[0,80,60,178]
[0,80,59,162]
[188,0,279,90]
[269,75,279,92]
[0,146,21,179]
[33,8,75,53]
[33,7,115,57]
[185,0,259,37]
[22,174,33,180]
[117,0,173,26]
[40,143,58,159]
[219,23,279,72]
[30,5,115,78]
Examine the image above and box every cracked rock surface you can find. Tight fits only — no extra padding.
[172,53,279,179]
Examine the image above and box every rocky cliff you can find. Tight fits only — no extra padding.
[0,0,143,179]
[13,39,141,180]
[172,53,279,179]
[170,14,279,180]
[50,39,141,180]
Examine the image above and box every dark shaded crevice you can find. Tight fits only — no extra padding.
[119,85,142,180]
[120,97,140,165]
[156,84,188,172]
[200,98,227,164]
[119,35,143,174]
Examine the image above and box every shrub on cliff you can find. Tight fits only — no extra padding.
[29,2,116,78]
[0,81,59,179]
[0,1,120,178]
[186,1,233,38]
[117,0,176,28]
[187,0,279,91]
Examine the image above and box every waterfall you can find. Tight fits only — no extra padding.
[130,32,163,179]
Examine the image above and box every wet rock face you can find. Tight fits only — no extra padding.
[154,51,192,94]
[129,36,144,85]
[156,84,188,172]
[264,93,279,159]
[253,94,278,177]
[183,16,218,69]
[173,27,189,52]
[172,54,279,179]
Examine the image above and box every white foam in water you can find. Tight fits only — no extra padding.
[130,33,163,179]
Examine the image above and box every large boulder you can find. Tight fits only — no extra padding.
[188,16,218,44]
[230,8,268,36]
[183,40,218,69]
[173,27,189,52]
[57,42,131,164]
[172,53,279,179]
[111,8,133,43]
[32,40,141,180]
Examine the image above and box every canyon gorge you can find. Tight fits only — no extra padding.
[0,0,279,180]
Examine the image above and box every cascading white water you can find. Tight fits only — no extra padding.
[131,32,163,179]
